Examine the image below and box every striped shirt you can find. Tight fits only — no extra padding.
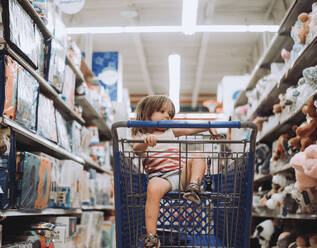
[140,129,185,179]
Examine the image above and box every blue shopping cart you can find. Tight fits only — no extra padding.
[111,120,257,248]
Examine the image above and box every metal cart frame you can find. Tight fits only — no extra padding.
[112,120,257,248]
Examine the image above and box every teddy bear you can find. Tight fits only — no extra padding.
[297,13,311,44]
[253,220,276,248]
[273,134,290,161]
[289,95,317,152]
[254,116,268,132]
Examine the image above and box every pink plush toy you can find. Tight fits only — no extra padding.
[290,150,317,191]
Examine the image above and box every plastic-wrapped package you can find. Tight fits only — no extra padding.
[2,0,43,69]
[61,65,75,108]
[0,156,9,209]
[55,110,71,151]
[16,152,52,209]
[67,39,82,69]
[67,121,82,155]
[44,38,66,93]
[29,0,48,24]
[15,68,39,132]
[81,170,90,206]
[34,25,45,74]
[59,160,83,208]
[90,144,106,167]
[37,93,58,142]
[53,13,68,49]
[0,55,19,120]
[81,212,104,248]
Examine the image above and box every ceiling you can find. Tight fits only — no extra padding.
[62,0,292,104]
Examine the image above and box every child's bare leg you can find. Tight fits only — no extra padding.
[182,153,206,203]
[181,153,206,188]
[145,177,171,235]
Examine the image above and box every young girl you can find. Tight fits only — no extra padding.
[131,95,218,248]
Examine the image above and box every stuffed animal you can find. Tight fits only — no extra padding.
[290,151,317,191]
[273,134,290,161]
[309,233,317,247]
[276,232,297,248]
[256,143,271,175]
[297,13,311,44]
[289,96,317,152]
[235,104,250,116]
[254,116,268,132]
[273,94,287,114]
[253,220,275,248]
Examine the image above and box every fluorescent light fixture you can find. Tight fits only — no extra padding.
[67,25,278,34]
[168,54,181,113]
[182,0,199,35]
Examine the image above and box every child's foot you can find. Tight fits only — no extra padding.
[183,182,201,204]
[144,233,160,248]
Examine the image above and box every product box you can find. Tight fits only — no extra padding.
[16,152,52,209]
[15,66,39,132]
[55,110,71,151]
[1,0,44,69]
[68,121,82,155]
[37,93,58,142]
[0,156,9,209]
[44,38,66,93]
[0,55,19,120]
[61,65,75,108]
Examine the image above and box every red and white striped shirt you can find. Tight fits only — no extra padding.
[140,129,185,178]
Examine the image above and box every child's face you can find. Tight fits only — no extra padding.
[150,101,173,121]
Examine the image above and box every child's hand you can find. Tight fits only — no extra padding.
[144,135,158,147]
[209,128,219,140]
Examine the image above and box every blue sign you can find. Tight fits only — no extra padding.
[92,52,119,101]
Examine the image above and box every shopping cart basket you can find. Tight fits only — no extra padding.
[111,120,257,248]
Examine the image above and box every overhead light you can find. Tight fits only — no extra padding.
[182,0,199,35]
[168,54,181,113]
[67,25,279,34]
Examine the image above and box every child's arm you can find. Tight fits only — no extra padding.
[172,128,218,138]
[132,134,158,155]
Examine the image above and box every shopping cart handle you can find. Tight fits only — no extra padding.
[127,120,242,129]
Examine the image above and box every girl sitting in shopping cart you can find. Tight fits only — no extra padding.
[131,95,218,248]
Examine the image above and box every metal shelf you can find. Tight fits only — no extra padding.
[0,208,82,217]
[252,211,317,220]
[0,116,85,164]
[75,96,112,140]
[254,160,293,184]
[82,205,115,211]
[82,154,113,175]
[234,0,316,108]
[17,0,85,84]
[247,34,317,121]
[2,43,85,125]
[257,89,317,143]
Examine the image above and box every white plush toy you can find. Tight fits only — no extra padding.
[253,219,275,248]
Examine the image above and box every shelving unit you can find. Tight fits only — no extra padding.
[0,43,85,125]
[0,209,82,217]
[234,0,317,109]
[75,96,112,140]
[254,160,292,184]
[248,35,317,119]
[252,212,317,220]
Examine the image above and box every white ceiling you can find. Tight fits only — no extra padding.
[63,0,292,102]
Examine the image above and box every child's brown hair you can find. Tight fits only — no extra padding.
[131,95,175,135]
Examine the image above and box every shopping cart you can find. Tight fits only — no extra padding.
[111,120,257,248]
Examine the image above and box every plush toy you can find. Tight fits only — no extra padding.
[235,104,250,116]
[254,116,268,132]
[296,236,308,248]
[256,143,271,175]
[273,134,290,161]
[298,13,311,44]
[309,233,317,247]
[276,232,297,248]
[290,152,317,191]
[289,96,317,152]
[281,49,291,63]
[273,94,287,114]
[253,220,275,248]
[302,66,317,87]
